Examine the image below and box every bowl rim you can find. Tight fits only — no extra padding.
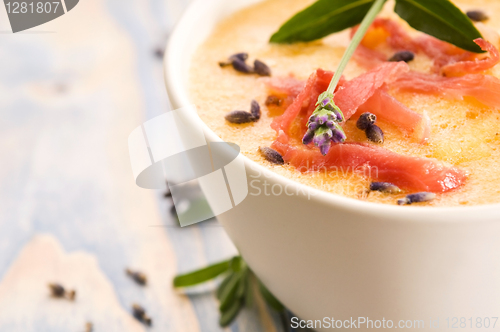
[164,0,500,216]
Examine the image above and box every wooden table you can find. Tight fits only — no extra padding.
[0,0,282,330]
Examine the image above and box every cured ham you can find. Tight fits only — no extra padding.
[393,71,500,109]
[262,76,304,98]
[357,89,430,143]
[352,19,500,75]
[271,131,466,193]
[441,38,500,76]
[333,62,409,120]
[267,63,465,192]
[268,62,429,140]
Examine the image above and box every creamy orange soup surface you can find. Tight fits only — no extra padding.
[189,0,500,206]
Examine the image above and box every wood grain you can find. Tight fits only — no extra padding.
[0,0,280,330]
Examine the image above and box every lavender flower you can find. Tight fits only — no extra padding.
[370,182,401,194]
[302,92,346,155]
[398,192,436,205]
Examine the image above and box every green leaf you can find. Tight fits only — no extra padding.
[270,0,376,43]
[219,272,242,312]
[236,268,248,299]
[216,273,233,300]
[173,260,230,288]
[394,0,483,53]
[258,281,285,312]
[230,256,242,272]
[219,298,243,327]
[244,270,254,308]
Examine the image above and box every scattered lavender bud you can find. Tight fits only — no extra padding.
[48,283,65,297]
[397,197,409,205]
[48,283,76,300]
[219,53,249,67]
[370,182,401,194]
[231,58,254,73]
[259,147,284,165]
[154,48,164,59]
[231,53,249,61]
[85,322,93,332]
[254,59,271,76]
[356,112,377,130]
[398,192,436,205]
[126,268,148,286]
[265,95,283,107]
[225,110,256,124]
[388,51,415,63]
[67,290,76,300]
[467,10,489,22]
[250,100,261,119]
[366,124,384,144]
[132,304,152,326]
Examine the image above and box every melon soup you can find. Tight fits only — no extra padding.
[188,0,500,207]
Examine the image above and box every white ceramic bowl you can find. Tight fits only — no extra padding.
[165,1,500,330]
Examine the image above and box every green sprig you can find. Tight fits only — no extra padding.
[173,256,285,328]
[327,0,387,94]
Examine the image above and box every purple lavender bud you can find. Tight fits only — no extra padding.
[332,109,344,122]
[231,58,254,73]
[321,97,330,107]
[313,131,331,147]
[254,59,271,76]
[230,53,249,62]
[220,53,250,68]
[370,182,401,194]
[259,147,284,165]
[325,120,335,129]
[302,130,315,145]
[250,100,261,119]
[225,110,255,124]
[467,10,489,22]
[324,103,334,111]
[366,124,384,144]
[331,128,347,143]
[397,197,410,205]
[316,114,328,125]
[398,192,436,205]
[323,103,344,122]
[309,114,317,123]
[319,143,331,156]
[388,51,415,63]
[308,122,319,131]
[357,112,377,130]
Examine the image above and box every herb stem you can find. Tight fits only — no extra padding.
[327,0,387,93]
